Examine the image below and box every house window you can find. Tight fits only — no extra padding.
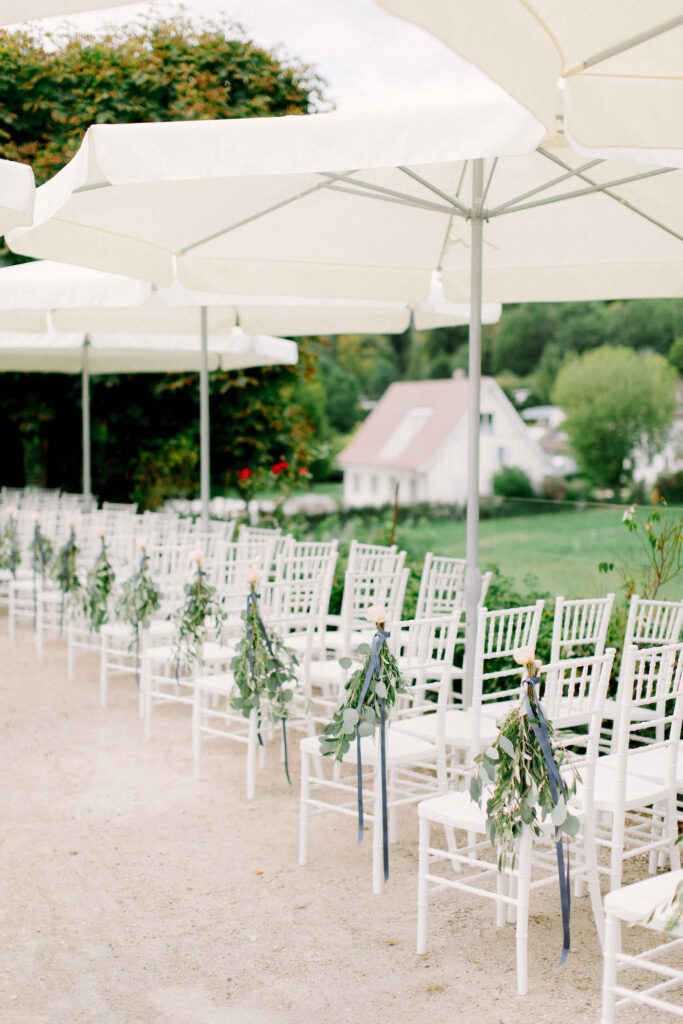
[480,412,494,434]
[498,446,506,466]
[410,477,418,502]
[352,473,361,493]
[370,475,378,495]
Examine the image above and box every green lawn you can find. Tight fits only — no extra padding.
[392,508,683,600]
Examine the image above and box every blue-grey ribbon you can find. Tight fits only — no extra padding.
[523,676,571,965]
[246,590,292,787]
[59,529,75,635]
[355,628,391,883]
[132,552,148,689]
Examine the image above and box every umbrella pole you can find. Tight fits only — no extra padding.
[82,334,92,507]
[199,306,210,531]
[463,159,484,707]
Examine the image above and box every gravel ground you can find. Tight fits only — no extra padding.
[0,623,667,1024]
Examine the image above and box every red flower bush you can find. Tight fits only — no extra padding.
[271,460,289,475]
[238,468,252,481]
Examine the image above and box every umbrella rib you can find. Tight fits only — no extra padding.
[178,174,351,255]
[564,15,683,75]
[493,165,677,229]
[480,158,498,208]
[398,166,471,216]
[319,169,467,216]
[323,182,461,217]
[535,149,683,243]
[486,158,604,216]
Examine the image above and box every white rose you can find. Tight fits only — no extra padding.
[191,548,204,563]
[245,568,260,584]
[95,526,106,538]
[67,517,75,528]
[32,511,40,523]
[622,504,636,523]
[513,645,536,667]
[366,604,387,626]
[135,536,147,550]
[7,506,16,517]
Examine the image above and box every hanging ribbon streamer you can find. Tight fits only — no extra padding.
[523,676,571,966]
[59,529,75,635]
[246,590,292,787]
[355,628,391,883]
[132,551,149,690]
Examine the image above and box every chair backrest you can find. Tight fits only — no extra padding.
[347,539,399,576]
[415,552,493,620]
[539,649,616,733]
[550,593,614,662]
[623,594,683,649]
[274,540,338,636]
[393,612,462,719]
[474,601,545,710]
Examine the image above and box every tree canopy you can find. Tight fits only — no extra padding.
[552,346,677,488]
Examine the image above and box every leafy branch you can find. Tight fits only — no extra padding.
[171,554,226,674]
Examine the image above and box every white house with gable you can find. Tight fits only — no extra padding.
[339,372,550,507]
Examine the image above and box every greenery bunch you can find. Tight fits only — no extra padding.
[117,544,161,635]
[229,574,298,726]
[599,500,683,601]
[0,512,19,574]
[318,609,406,761]
[55,527,80,595]
[469,650,580,869]
[78,537,115,632]
[30,519,53,580]
[171,554,226,674]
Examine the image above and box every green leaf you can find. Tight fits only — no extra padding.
[551,798,567,827]
[375,681,387,699]
[562,813,581,837]
[469,776,482,802]
[357,721,374,738]
[339,657,352,670]
[485,746,499,761]
[356,643,370,655]
[499,735,515,758]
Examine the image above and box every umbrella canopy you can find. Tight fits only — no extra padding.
[9,98,683,699]
[0,327,298,374]
[376,0,683,165]
[1,1,152,23]
[0,259,501,335]
[7,101,681,302]
[0,159,35,235]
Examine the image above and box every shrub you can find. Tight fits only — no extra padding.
[492,466,534,499]
[655,470,683,506]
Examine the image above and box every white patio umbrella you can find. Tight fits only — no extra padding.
[0,326,297,523]
[376,0,683,165]
[8,98,683,698]
[0,159,35,235]
[1,1,153,22]
[0,258,498,524]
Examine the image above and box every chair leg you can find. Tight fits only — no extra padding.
[247,708,257,800]
[372,764,383,895]
[192,689,202,780]
[496,869,507,927]
[601,913,619,1024]
[515,826,532,996]
[67,621,75,682]
[299,749,310,867]
[36,600,43,660]
[99,635,108,708]
[389,770,398,845]
[143,663,152,741]
[583,813,606,949]
[416,815,430,954]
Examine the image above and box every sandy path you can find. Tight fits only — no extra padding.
[0,625,657,1024]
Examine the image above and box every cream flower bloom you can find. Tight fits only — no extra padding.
[95,525,106,538]
[245,568,260,584]
[31,511,40,523]
[622,504,636,523]
[135,535,147,550]
[7,505,16,517]
[190,548,204,563]
[513,645,536,667]
[366,604,387,626]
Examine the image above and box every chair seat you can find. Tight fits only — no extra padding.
[580,762,669,813]
[393,709,498,747]
[103,619,174,640]
[193,671,235,696]
[605,869,683,934]
[308,658,348,687]
[599,747,683,789]
[418,790,487,829]
[300,728,437,766]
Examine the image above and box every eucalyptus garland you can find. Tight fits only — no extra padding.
[468,647,580,965]
[30,519,54,582]
[171,554,226,674]
[0,512,19,575]
[117,545,162,634]
[318,606,407,884]
[318,627,405,761]
[54,526,81,633]
[78,537,115,632]
[229,572,299,784]
[117,543,162,684]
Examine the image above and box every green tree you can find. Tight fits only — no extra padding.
[490,303,558,376]
[668,336,683,376]
[0,15,325,502]
[552,346,676,488]
[320,361,361,434]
